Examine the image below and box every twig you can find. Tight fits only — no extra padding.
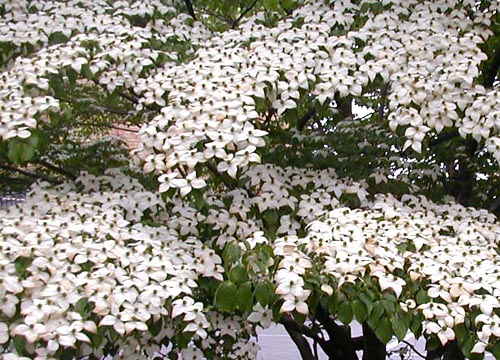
[378,84,389,121]
[401,339,426,359]
[35,160,77,181]
[88,104,134,116]
[95,82,159,111]
[0,164,62,184]
[233,0,259,28]
[264,108,276,124]
[196,5,234,26]
[279,314,339,358]
[428,129,459,147]
[206,161,235,190]
[483,46,500,88]
[78,121,140,133]
[183,0,197,20]
[297,106,316,131]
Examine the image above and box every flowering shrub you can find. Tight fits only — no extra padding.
[1,0,500,359]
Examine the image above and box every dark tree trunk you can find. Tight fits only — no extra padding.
[316,306,358,360]
[361,323,386,360]
[426,341,465,360]
[284,325,316,360]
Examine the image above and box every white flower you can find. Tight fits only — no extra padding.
[167,172,206,197]
[279,291,310,315]
[424,320,455,345]
[0,322,9,344]
[12,319,47,343]
[247,304,272,329]
[372,271,406,298]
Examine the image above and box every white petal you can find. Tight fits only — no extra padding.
[471,342,487,354]
[99,315,116,326]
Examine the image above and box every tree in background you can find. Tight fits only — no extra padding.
[0,0,500,359]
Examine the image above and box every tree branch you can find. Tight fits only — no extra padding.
[335,94,353,119]
[361,322,386,360]
[201,7,235,26]
[401,339,426,359]
[79,121,139,133]
[34,160,77,181]
[206,161,235,190]
[283,324,316,360]
[378,84,389,121]
[279,315,342,359]
[483,46,500,88]
[315,305,358,360]
[183,0,197,20]
[95,82,159,112]
[233,0,259,28]
[88,104,135,116]
[428,129,459,147]
[297,106,316,131]
[0,164,62,184]
[118,90,140,104]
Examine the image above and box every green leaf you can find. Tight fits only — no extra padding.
[49,31,68,44]
[214,281,238,312]
[254,280,274,307]
[148,318,163,337]
[368,301,384,330]
[415,289,429,305]
[371,1,384,14]
[7,133,40,164]
[265,0,279,11]
[426,336,439,352]
[374,317,393,344]
[237,282,254,312]
[359,292,374,314]
[14,256,32,275]
[328,292,339,314]
[391,313,409,341]
[490,341,500,359]
[352,299,368,322]
[342,284,358,298]
[191,189,206,211]
[255,245,273,272]
[222,242,241,266]
[14,336,26,355]
[281,0,294,11]
[60,348,77,360]
[229,264,248,284]
[338,301,353,324]
[461,335,477,357]
[263,209,279,227]
[75,297,89,316]
[381,298,396,314]
[90,326,107,349]
[410,314,422,336]
[455,323,467,346]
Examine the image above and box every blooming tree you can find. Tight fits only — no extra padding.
[1,0,500,359]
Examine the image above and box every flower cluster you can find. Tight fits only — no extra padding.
[0,171,228,358]
[0,0,207,140]
[2,0,498,199]
[273,193,500,353]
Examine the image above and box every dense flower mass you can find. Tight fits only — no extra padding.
[1,0,500,359]
[0,171,231,358]
[2,0,500,190]
[274,194,500,347]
